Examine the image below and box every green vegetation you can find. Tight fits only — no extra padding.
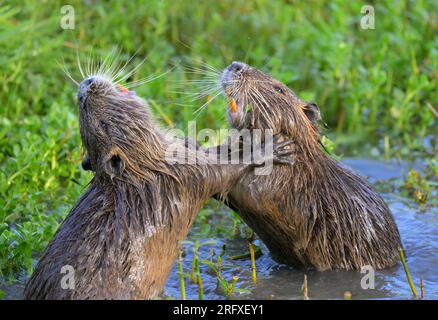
[403,163,438,207]
[0,0,436,290]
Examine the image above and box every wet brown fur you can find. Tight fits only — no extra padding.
[220,62,402,270]
[24,76,253,299]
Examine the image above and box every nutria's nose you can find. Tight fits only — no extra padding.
[78,77,96,106]
[227,61,246,73]
[80,77,95,89]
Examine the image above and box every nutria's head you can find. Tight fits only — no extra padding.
[221,62,321,147]
[77,76,168,182]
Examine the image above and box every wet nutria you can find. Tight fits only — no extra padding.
[217,61,402,271]
[24,74,291,299]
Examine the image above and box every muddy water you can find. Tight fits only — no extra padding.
[2,159,437,299]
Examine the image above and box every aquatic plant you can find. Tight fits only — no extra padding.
[302,274,309,300]
[398,247,419,298]
[248,234,257,285]
[177,249,186,300]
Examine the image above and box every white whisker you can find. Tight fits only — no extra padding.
[76,49,85,79]
[114,56,149,85]
[123,66,175,89]
[58,59,79,85]
[111,48,142,82]
[192,88,223,119]
[100,47,120,78]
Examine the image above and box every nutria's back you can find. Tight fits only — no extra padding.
[219,62,402,270]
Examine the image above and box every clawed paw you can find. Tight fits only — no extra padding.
[272,136,295,166]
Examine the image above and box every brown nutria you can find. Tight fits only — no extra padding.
[216,61,402,271]
[24,74,292,300]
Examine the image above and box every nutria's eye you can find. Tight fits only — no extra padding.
[100,121,109,132]
[274,86,285,95]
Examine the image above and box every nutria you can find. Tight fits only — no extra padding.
[24,74,292,299]
[216,61,402,271]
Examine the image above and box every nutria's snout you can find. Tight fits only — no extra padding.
[221,61,248,93]
[81,77,95,88]
[77,76,116,108]
[78,77,136,109]
[220,62,251,125]
[228,61,246,73]
[77,77,95,106]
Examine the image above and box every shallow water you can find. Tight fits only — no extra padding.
[2,158,437,300]
[164,158,438,300]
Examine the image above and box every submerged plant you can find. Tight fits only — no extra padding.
[302,274,309,300]
[177,248,186,300]
[217,245,226,281]
[189,240,204,299]
[195,256,203,300]
[248,233,257,285]
[398,247,419,298]
[420,274,425,299]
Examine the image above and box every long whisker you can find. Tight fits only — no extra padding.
[192,88,223,119]
[76,49,85,79]
[250,87,276,128]
[99,47,120,78]
[184,64,220,73]
[173,79,224,101]
[89,49,99,77]
[86,49,90,77]
[58,59,79,85]
[199,61,221,73]
[180,70,220,77]
[111,48,142,82]
[150,98,199,108]
[114,56,148,85]
[169,78,222,83]
[123,65,176,88]
[182,65,220,77]
[107,48,128,80]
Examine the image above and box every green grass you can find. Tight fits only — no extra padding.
[0,0,437,280]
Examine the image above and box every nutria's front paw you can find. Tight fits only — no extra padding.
[249,135,295,167]
[272,139,294,166]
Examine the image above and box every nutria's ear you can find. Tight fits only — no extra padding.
[103,148,126,178]
[303,103,321,124]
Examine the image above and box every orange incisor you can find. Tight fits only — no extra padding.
[117,84,129,93]
[229,97,237,113]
